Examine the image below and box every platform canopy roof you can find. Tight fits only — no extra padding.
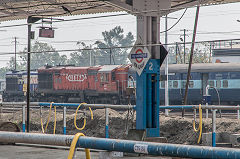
[0,0,239,22]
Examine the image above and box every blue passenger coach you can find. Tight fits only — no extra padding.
[160,63,240,105]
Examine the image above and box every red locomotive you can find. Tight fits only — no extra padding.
[37,64,133,104]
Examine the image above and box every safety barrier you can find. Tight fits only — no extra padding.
[2,102,240,146]
[0,131,240,159]
[13,102,132,137]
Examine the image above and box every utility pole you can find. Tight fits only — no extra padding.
[164,15,169,116]
[180,29,188,64]
[183,29,186,64]
[90,45,92,66]
[14,37,17,71]
[183,6,200,117]
[109,48,112,65]
[26,16,41,132]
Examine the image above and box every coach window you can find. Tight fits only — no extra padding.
[223,80,228,88]
[168,81,172,88]
[182,81,186,88]
[173,81,178,88]
[189,81,194,88]
[161,81,165,88]
[216,80,221,88]
[208,80,214,87]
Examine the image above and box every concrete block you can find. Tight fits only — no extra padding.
[230,134,240,146]
[219,132,230,143]
[202,133,220,146]
[127,129,146,141]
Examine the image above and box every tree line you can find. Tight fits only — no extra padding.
[0,26,134,78]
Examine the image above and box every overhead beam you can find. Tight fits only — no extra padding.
[0,9,14,15]
[0,0,28,3]
[102,0,133,12]
[1,4,27,14]
[41,0,75,11]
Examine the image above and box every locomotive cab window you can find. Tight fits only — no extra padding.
[100,73,109,82]
[111,72,116,81]
[105,73,109,82]
[100,74,104,82]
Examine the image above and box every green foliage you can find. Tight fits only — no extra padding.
[94,26,134,65]
[20,41,67,70]
[68,42,95,66]
[0,67,9,79]
[68,26,134,66]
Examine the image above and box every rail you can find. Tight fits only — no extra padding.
[2,102,240,110]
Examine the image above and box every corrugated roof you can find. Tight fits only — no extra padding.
[99,65,120,72]
[0,0,240,22]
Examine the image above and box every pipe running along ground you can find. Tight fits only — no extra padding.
[40,102,57,134]
[193,104,203,144]
[74,103,93,131]
[68,133,91,159]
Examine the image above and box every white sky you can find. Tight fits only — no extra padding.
[0,2,240,67]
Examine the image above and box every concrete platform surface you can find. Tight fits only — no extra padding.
[0,145,174,159]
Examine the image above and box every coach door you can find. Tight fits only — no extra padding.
[202,73,209,96]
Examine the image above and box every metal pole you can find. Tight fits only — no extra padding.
[183,6,200,117]
[63,106,67,135]
[237,105,240,119]
[164,15,169,116]
[1,132,240,159]
[206,85,209,119]
[105,108,109,138]
[175,42,178,63]
[109,48,112,65]
[90,46,92,66]
[22,105,26,132]
[27,23,31,132]
[0,103,2,119]
[212,109,217,147]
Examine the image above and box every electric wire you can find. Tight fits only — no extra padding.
[160,8,187,33]
[0,37,239,56]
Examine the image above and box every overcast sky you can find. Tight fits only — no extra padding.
[0,2,240,67]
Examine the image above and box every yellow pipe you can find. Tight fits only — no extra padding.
[68,133,91,159]
[40,102,57,134]
[53,106,57,134]
[74,103,93,131]
[192,104,202,144]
